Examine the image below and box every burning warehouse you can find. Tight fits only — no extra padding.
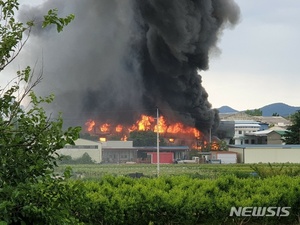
[85,114,205,149]
[20,0,240,143]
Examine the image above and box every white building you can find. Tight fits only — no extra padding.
[219,112,291,145]
[229,145,300,163]
[57,138,102,163]
[233,120,261,145]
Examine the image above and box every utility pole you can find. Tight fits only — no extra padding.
[156,107,160,177]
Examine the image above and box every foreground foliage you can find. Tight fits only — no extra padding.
[2,175,295,225]
[0,1,80,224]
[78,175,300,225]
[0,174,88,224]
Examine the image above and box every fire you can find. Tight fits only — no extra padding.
[85,114,202,137]
[99,137,107,142]
[100,123,110,132]
[85,119,95,132]
[115,125,123,132]
[85,114,204,147]
[137,115,154,131]
[154,116,166,133]
[169,138,175,143]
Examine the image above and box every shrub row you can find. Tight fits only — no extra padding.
[1,175,299,225]
[80,175,300,225]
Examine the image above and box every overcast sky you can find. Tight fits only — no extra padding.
[12,0,300,111]
[202,0,300,110]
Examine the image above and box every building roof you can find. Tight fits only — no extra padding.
[72,138,101,145]
[220,112,291,127]
[246,130,273,136]
[269,125,287,131]
[220,112,255,120]
[229,144,300,149]
[254,116,291,126]
[275,130,286,135]
[245,129,287,137]
[210,151,238,154]
[235,123,261,128]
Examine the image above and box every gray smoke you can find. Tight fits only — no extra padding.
[19,0,240,134]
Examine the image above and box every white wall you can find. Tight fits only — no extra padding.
[228,148,244,163]
[244,148,300,164]
[102,141,133,148]
[229,146,300,164]
[57,138,102,163]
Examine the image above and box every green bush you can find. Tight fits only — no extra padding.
[74,175,300,225]
[251,163,300,178]
[0,176,89,225]
[0,1,78,224]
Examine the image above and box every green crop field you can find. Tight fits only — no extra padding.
[54,163,300,180]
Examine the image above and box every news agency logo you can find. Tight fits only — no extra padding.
[229,207,291,217]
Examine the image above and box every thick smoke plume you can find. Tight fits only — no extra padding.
[19,0,240,134]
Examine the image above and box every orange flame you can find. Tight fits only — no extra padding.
[85,119,95,132]
[154,116,167,133]
[137,115,155,131]
[85,114,203,144]
[100,123,110,132]
[169,138,175,143]
[128,124,138,133]
[116,124,123,132]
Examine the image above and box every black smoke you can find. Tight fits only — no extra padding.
[19,0,240,134]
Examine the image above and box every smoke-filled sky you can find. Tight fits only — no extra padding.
[6,0,241,134]
[17,0,300,114]
[4,0,299,130]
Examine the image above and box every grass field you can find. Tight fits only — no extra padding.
[54,163,300,179]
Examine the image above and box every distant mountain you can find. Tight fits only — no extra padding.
[218,106,238,114]
[218,103,300,116]
[260,103,300,116]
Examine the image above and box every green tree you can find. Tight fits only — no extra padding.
[272,112,280,116]
[245,108,262,116]
[75,152,95,164]
[0,0,77,186]
[218,140,229,151]
[0,1,87,224]
[0,76,81,185]
[129,130,166,147]
[60,153,95,164]
[282,110,300,144]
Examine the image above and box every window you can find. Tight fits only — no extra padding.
[64,145,98,149]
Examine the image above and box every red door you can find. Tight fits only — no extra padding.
[148,152,174,164]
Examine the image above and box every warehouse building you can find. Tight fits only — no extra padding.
[229,145,300,163]
[58,139,189,164]
[57,138,102,163]
[101,141,189,164]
